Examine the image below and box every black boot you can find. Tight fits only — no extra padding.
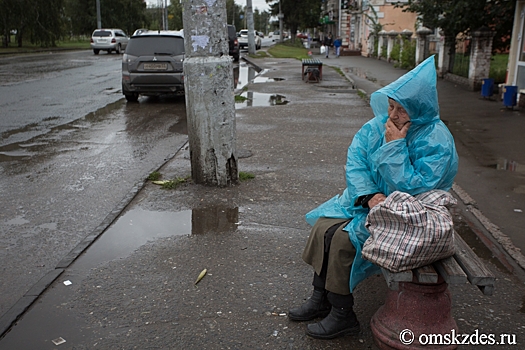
[288,288,331,321]
[305,306,360,339]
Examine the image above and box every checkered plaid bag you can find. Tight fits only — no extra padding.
[362,190,457,273]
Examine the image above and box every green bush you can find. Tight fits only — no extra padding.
[399,39,416,70]
[372,38,378,57]
[390,41,401,63]
[490,54,508,84]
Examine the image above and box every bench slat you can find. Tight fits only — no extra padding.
[453,233,495,287]
[381,269,410,290]
[414,265,438,284]
[433,256,468,284]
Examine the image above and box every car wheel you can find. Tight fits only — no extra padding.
[124,93,139,102]
[93,49,99,55]
[115,44,121,54]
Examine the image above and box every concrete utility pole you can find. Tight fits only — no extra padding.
[246,0,256,54]
[164,0,169,30]
[96,0,101,29]
[278,0,284,42]
[182,0,238,187]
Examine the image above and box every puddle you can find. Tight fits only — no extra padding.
[233,63,258,90]
[0,150,35,162]
[252,76,284,83]
[454,220,506,271]
[4,216,30,225]
[235,92,288,108]
[72,206,239,274]
[0,206,240,349]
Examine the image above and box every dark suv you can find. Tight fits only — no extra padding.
[122,30,185,102]
[228,24,240,62]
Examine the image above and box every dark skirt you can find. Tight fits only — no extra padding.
[302,217,356,295]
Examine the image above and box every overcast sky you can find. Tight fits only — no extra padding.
[145,0,270,12]
[234,0,270,12]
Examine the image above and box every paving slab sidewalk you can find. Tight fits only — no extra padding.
[0,54,524,349]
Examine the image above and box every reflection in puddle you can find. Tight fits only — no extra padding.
[233,65,283,89]
[252,77,284,83]
[0,150,35,162]
[73,206,239,273]
[495,158,524,174]
[192,207,239,234]
[235,92,288,108]
[233,63,258,90]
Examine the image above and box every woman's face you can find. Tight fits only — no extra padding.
[388,99,411,130]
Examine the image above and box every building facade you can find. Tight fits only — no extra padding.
[321,0,417,56]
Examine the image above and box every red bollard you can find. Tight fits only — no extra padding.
[371,277,458,350]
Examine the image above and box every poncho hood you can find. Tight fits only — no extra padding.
[370,56,439,126]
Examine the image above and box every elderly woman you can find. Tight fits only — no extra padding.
[289,56,459,339]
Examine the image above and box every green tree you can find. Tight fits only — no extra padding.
[168,0,183,31]
[64,0,97,36]
[31,0,65,46]
[396,0,515,52]
[99,0,147,35]
[267,0,322,43]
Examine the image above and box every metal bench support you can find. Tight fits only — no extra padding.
[301,59,323,82]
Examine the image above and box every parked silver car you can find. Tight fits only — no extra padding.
[121,30,185,102]
[91,28,129,55]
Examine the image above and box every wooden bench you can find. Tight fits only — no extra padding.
[302,58,323,82]
[371,232,495,349]
[381,232,495,295]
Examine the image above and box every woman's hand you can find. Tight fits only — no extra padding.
[385,118,410,142]
[368,193,387,208]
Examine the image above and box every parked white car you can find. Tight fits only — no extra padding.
[238,29,261,50]
[90,28,129,55]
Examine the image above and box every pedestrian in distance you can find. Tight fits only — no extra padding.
[322,33,333,58]
[334,36,342,57]
[288,56,459,340]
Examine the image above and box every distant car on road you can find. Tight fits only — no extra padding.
[228,24,240,62]
[238,29,261,50]
[121,30,185,102]
[90,28,129,55]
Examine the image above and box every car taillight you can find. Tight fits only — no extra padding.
[111,38,116,43]
[90,38,94,43]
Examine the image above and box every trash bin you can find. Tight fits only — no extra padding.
[502,85,518,108]
[481,78,494,98]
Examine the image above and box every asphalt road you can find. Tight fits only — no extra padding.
[0,50,189,318]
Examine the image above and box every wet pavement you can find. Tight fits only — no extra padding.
[0,51,525,349]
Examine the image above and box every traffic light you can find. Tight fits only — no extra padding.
[341,0,349,9]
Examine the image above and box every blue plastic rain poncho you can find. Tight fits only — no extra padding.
[305,56,458,291]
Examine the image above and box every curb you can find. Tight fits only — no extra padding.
[0,143,188,339]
